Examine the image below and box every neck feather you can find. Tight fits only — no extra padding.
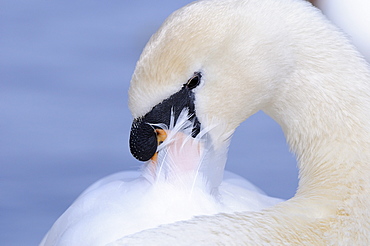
[266,47,370,202]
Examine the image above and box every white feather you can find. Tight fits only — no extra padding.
[40,110,281,246]
[117,0,370,244]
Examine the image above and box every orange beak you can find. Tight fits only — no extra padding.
[150,129,167,162]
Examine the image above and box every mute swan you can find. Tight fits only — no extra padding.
[112,0,370,245]
[40,109,282,246]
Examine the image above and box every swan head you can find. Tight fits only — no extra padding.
[129,1,294,165]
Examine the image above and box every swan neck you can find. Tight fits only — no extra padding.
[266,58,370,198]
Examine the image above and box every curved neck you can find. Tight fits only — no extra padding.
[265,50,370,201]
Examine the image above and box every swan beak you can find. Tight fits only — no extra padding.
[129,86,200,162]
[155,129,168,145]
[150,129,167,163]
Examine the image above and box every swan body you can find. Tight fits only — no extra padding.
[40,112,282,246]
[112,0,370,245]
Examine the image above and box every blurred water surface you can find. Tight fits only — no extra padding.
[0,1,298,245]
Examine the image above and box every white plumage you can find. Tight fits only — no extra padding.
[117,0,370,244]
[40,111,281,246]
[42,0,370,244]
[317,0,370,60]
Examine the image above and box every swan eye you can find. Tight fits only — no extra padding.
[186,72,202,90]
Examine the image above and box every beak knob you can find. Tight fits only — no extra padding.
[129,120,158,161]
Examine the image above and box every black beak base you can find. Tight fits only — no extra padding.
[129,86,201,162]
